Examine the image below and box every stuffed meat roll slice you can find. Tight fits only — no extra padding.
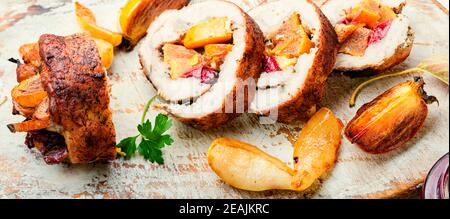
[249,0,338,123]
[139,0,264,130]
[8,33,116,164]
[321,0,414,72]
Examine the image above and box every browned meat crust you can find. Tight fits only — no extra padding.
[145,4,265,130]
[38,33,116,164]
[258,0,338,123]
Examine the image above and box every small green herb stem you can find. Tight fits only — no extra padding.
[141,95,158,125]
[349,68,421,107]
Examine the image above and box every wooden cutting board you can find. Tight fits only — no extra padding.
[0,0,448,199]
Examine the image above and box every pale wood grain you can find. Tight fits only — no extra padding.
[0,0,448,199]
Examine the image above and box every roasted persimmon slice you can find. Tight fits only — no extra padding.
[204,44,233,70]
[338,27,372,56]
[33,97,50,121]
[352,8,381,29]
[183,17,233,49]
[19,43,41,67]
[269,13,313,58]
[16,63,38,82]
[163,44,203,79]
[335,23,365,44]
[11,75,47,108]
[378,4,397,22]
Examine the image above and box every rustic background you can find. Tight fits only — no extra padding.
[0,0,448,199]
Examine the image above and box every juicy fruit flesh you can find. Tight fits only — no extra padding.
[183,17,233,49]
[351,8,381,29]
[345,80,431,154]
[292,108,343,190]
[94,38,114,69]
[208,138,295,192]
[335,23,365,43]
[119,0,149,45]
[269,13,313,58]
[163,17,235,81]
[12,75,48,108]
[338,27,372,56]
[207,108,342,192]
[163,44,202,79]
[264,13,313,71]
[204,44,233,70]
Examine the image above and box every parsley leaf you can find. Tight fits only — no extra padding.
[117,96,174,164]
[117,136,138,159]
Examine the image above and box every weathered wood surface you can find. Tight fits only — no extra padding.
[0,0,448,199]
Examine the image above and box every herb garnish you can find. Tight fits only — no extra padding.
[117,96,174,164]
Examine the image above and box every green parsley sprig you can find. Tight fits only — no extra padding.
[117,96,174,164]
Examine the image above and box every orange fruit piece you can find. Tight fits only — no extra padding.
[11,75,48,108]
[183,17,233,49]
[204,44,233,70]
[269,13,313,58]
[291,108,343,191]
[206,108,343,192]
[163,44,203,79]
[335,23,365,43]
[75,2,122,46]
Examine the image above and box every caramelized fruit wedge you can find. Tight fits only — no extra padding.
[7,119,50,133]
[349,0,381,26]
[292,108,343,191]
[275,55,297,69]
[183,17,233,49]
[345,77,437,154]
[338,27,371,56]
[93,38,114,69]
[13,101,35,117]
[119,0,189,47]
[32,97,49,121]
[163,44,203,79]
[204,44,233,70]
[75,2,122,46]
[19,43,41,67]
[207,108,343,192]
[378,4,397,22]
[11,75,47,108]
[208,138,295,191]
[351,8,381,29]
[335,23,365,44]
[16,63,38,82]
[269,13,313,58]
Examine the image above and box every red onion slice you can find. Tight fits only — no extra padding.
[422,153,449,199]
